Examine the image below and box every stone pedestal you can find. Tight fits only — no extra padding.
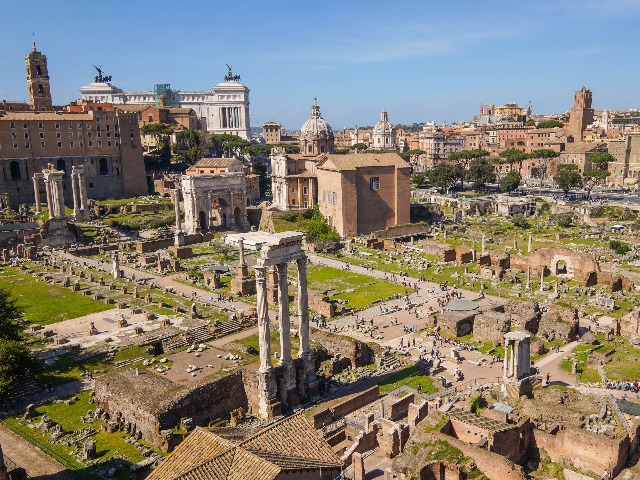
[257,367,281,419]
[168,246,193,259]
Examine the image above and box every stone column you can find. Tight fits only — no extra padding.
[71,173,80,215]
[55,175,65,218]
[255,265,278,418]
[228,189,236,229]
[238,238,246,266]
[44,179,54,218]
[503,341,509,379]
[256,266,271,370]
[540,268,545,292]
[78,172,88,210]
[481,234,486,254]
[33,176,41,213]
[528,235,533,253]
[276,263,291,362]
[296,257,310,356]
[512,339,519,378]
[526,266,531,290]
[173,189,184,246]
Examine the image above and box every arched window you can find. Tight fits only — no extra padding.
[9,161,21,181]
[56,158,66,173]
[38,84,44,95]
[99,158,109,175]
[36,64,42,76]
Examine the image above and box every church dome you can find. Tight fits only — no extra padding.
[373,109,394,134]
[301,98,333,136]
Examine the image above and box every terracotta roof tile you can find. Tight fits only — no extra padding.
[192,158,242,168]
[316,153,409,171]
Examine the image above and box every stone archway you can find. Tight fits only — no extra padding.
[234,207,243,228]
[211,197,229,228]
[556,260,568,275]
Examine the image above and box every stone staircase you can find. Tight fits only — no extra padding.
[214,317,243,337]
[10,375,44,400]
[377,352,404,372]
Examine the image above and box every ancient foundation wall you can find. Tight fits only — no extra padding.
[311,330,378,368]
[390,393,415,421]
[533,427,629,477]
[312,386,380,428]
[434,432,526,480]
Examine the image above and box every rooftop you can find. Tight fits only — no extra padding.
[317,153,409,171]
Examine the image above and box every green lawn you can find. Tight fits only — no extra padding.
[0,267,113,325]
[101,209,175,231]
[3,390,162,478]
[378,364,438,394]
[306,265,406,311]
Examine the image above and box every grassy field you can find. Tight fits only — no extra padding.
[0,267,113,325]
[234,330,300,357]
[3,390,162,478]
[378,364,438,394]
[97,197,172,206]
[101,209,175,231]
[306,264,406,311]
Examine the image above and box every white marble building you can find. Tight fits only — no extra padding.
[371,109,396,150]
[79,68,251,138]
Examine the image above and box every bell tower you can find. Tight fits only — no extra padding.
[25,40,53,111]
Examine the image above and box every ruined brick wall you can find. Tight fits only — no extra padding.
[436,313,475,337]
[503,301,540,334]
[419,461,464,480]
[390,393,415,421]
[434,432,526,479]
[311,330,378,368]
[312,386,380,428]
[472,311,511,343]
[533,427,629,477]
[157,372,247,434]
[95,369,249,450]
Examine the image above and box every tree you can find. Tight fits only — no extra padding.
[411,172,429,188]
[536,120,564,129]
[499,149,528,173]
[141,123,174,169]
[500,171,522,194]
[525,119,536,127]
[528,148,559,180]
[0,340,36,398]
[554,164,583,197]
[583,151,614,198]
[209,134,250,157]
[305,206,340,251]
[449,149,489,187]
[401,149,426,162]
[467,158,496,190]
[0,288,25,341]
[427,163,463,193]
[0,288,37,398]
[352,143,368,151]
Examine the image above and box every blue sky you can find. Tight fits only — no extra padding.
[1,0,639,130]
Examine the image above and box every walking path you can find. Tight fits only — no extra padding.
[0,423,71,479]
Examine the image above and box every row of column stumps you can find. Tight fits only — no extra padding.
[481,234,533,255]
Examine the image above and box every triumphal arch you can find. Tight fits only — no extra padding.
[255,231,319,418]
[181,173,248,234]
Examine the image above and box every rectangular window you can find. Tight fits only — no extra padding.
[57,142,62,148]
[10,123,15,128]
[24,142,29,148]
[56,132,61,139]
[13,143,18,149]
[370,177,380,190]
[55,123,60,129]
[23,123,27,129]
[332,192,337,205]
[68,123,72,129]
[70,142,74,148]
[69,133,73,139]
[322,191,326,203]
[38,122,43,129]
[107,141,111,146]
[24,132,29,139]
[39,132,44,139]
[41,142,45,148]
[303,186,308,195]
[77,123,82,129]
[98,141,102,147]
[88,141,93,147]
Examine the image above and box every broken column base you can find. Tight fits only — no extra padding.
[168,246,193,259]
[502,375,542,400]
[258,367,281,419]
[231,276,256,296]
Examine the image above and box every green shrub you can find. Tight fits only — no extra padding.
[555,213,573,228]
[280,212,299,222]
[610,240,631,255]
[510,213,529,229]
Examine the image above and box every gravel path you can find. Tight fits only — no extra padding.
[0,423,72,479]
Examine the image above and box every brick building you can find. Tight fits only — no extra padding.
[568,87,595,142]
[558,142,607,174]
[608,134,640,185]
[263,121,282,143]
[0,45,148,209]
[316,153,410,236]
